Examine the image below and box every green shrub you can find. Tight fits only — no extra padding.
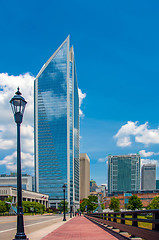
[22,201,45,214]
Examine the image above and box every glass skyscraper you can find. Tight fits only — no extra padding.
[34,36,80,209]
[108,154,140,194]
[141,164,156,191]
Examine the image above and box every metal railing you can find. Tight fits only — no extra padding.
[85,209,159,240]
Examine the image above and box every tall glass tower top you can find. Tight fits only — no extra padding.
[108,154,140,194]
[34,36,80,208]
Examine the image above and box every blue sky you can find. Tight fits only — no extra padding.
[0,1,159,185]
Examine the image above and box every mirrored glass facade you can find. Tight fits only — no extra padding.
[108,154,140,194]
[34,36,79,208]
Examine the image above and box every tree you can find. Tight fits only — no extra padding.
[80,195,104,212]
[5,195,13,203]
[0,201,7,214]
[33,202,45,214]
[4,195,13,212]
[80,198,89,212]
[22,201,45,214]
[58,200,68,213]
[22,201,32,213]
[46,207,58,213]
[87,195,98,212]
[127,195,143,210]
[109,197,120,212]
[147,196,159,209]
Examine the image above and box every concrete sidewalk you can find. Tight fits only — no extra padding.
[27,215,72,240]
[41,216,124,240]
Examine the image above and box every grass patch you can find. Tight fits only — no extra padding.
[114,214,152,230]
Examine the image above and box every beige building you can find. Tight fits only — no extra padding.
[0,186,49,208]
[80,153,90,200]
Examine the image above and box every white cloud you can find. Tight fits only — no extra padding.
[116,136,131,147]
[0,73,34,125]
[139,150,159,157]
[0,73,86,175]
[78,88,86,116]
[114,121,159,147]
[0,73,34,174]
[139,150,153,157]
[0,73,34,153]
[0,151,34,172]
[141,158,158,167]
[98,156,108,163]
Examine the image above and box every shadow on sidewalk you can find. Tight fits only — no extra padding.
[86,217,129,240]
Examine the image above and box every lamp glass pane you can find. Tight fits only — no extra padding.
[13,99,21,106]
[10,102,15,114]
[11,98,26,114]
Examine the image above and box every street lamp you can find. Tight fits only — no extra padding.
[63,184,66,221]
[70,204,72,218]
[10,87,28,240]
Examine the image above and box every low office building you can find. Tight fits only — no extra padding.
[90,184,107,202]
[0,174,33,191]
[0,186,49,208]
[104,191,159,209]
[97,184,107,198]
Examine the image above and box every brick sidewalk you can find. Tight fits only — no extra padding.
[42,216,121,240]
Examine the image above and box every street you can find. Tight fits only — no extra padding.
[0,214,64,240]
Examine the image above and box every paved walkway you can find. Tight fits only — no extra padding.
[42,216,123,240]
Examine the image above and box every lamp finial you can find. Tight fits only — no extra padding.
[15,87,22,96]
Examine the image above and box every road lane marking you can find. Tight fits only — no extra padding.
[0,217,62,233]
[0,216,59,224]
[0,221,16,224]
[0,227,16,233]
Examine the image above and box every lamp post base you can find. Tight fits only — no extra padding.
[13,231,29,240]
[13,238,29,240]
[13,235,29,240]
[13,208,29,239]
[13,236,29,240]
[63,218,66,221]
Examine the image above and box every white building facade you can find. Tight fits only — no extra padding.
[0,174,33,191]
[0,186,48,208]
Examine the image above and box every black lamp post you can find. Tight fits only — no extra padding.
[63,184,66,221]
[70,205,72,218]
[10,87,28,240]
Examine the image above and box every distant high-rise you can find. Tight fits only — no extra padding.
[90,179,98,192]
[80,153,90,200]
[156,180,159,190]
[34,36,80,209]
[108,154,140,194]
[141,164,156,191]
